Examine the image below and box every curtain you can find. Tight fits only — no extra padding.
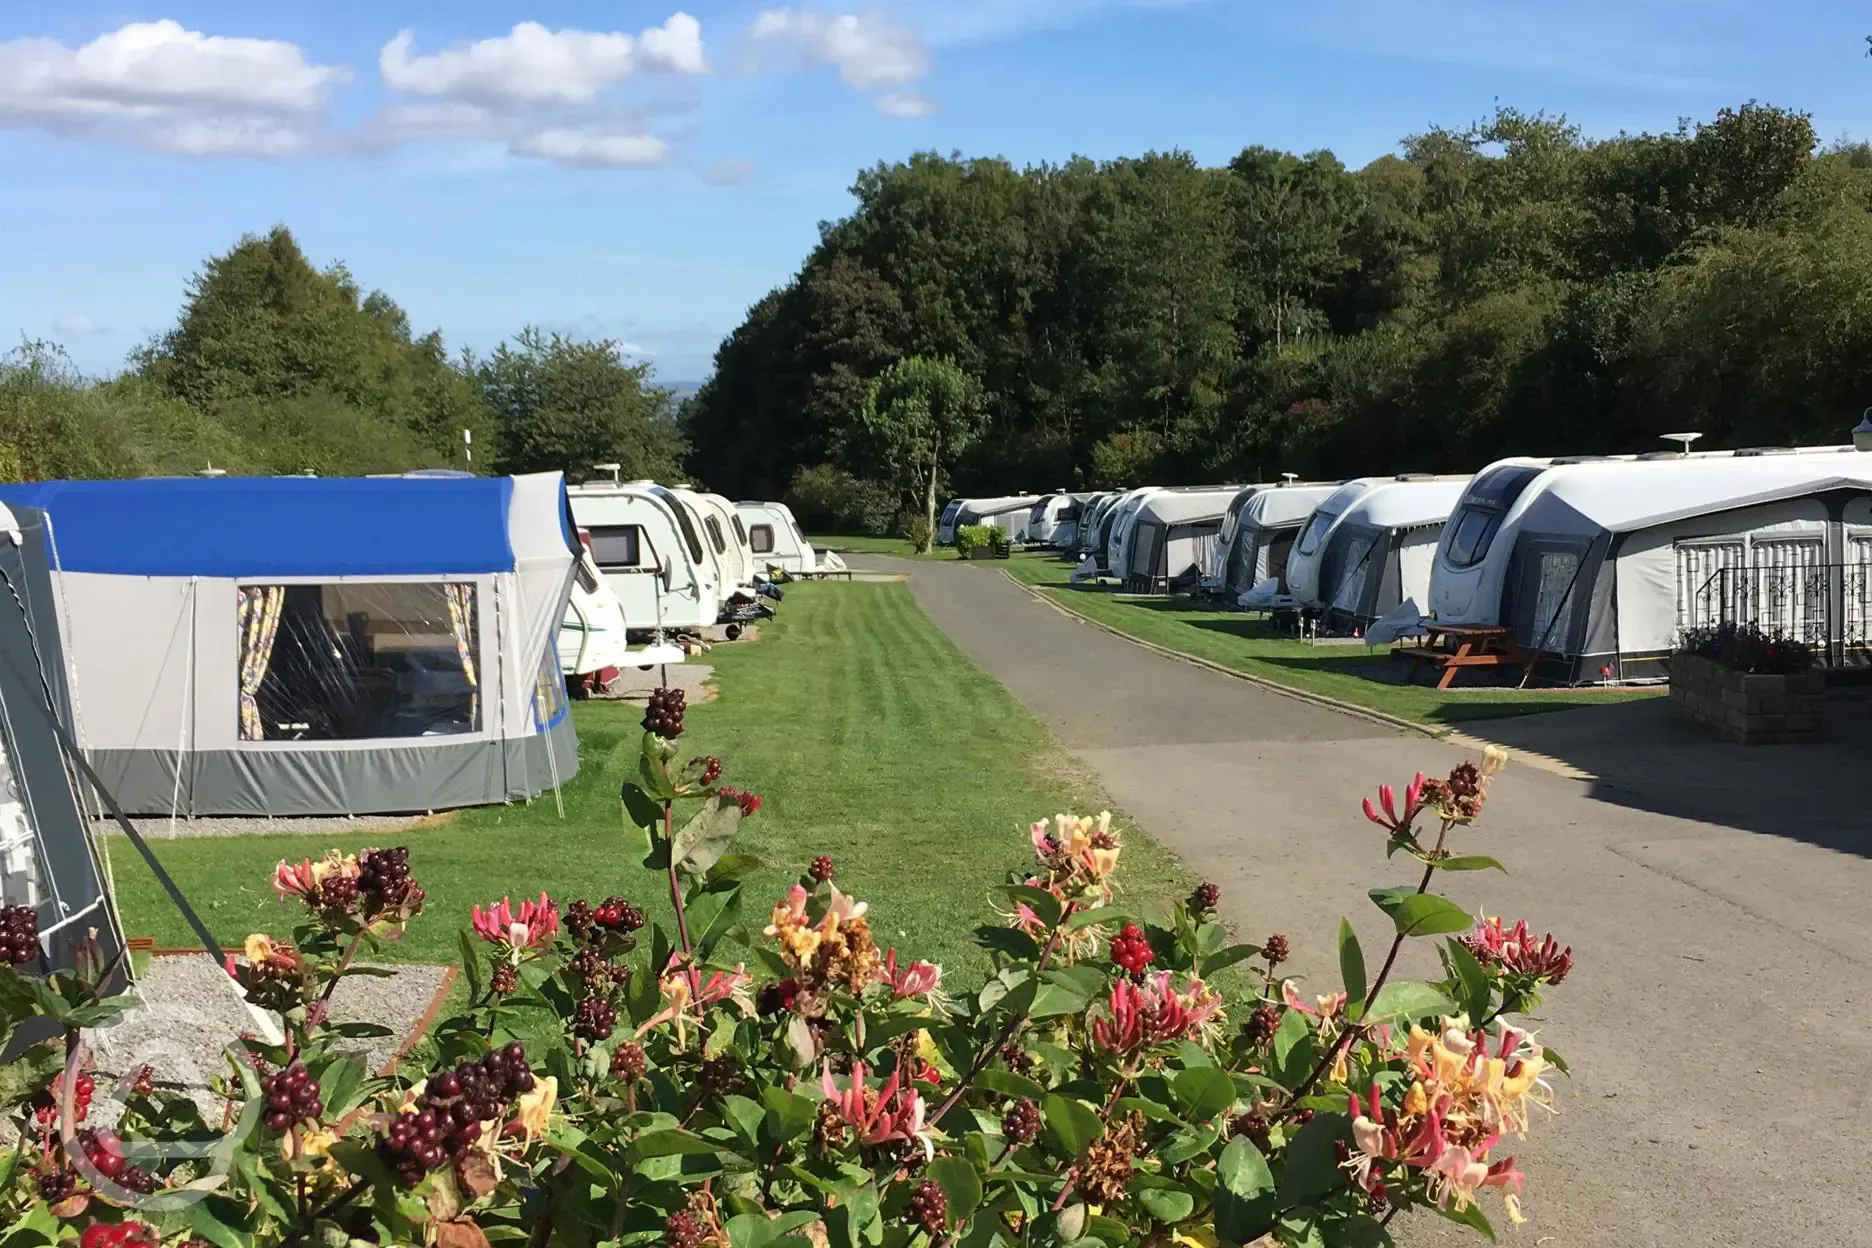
[446,583,479,724]
[237,585,285,741]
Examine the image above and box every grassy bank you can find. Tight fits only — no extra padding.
[109,581,1192,975]
[1001,551,1660,726]
[808,533,953,559]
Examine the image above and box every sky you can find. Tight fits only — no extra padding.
[3,1,1871,385]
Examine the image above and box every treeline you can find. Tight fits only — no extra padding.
[683,103,1872,530]
[0,226,685,483]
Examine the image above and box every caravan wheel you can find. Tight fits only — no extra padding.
[725,623,743,641]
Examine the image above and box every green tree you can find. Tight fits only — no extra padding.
[860,356,987,551]
[476,328,687,479]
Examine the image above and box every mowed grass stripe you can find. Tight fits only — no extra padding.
[106,581,1194,980]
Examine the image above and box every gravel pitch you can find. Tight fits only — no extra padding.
[94,811,438,841]
[75,954,450,1124]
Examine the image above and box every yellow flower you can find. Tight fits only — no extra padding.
[510,1076,557,1147]
[295,1125,339,1162]
[1482,744,1510,776]
[1504,1193,1526,1225]
[243,933,277,963]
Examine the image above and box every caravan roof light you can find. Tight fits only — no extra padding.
[1660,432,1702,456]
[1854,409,1872,452]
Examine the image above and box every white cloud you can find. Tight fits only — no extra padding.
[380,14,706,105]
[52,315,100,336]
[748,9,933,112]
[510,129,669,168]
[874,90,936,118]
[0,20,348,155]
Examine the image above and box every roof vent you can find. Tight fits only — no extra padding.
[1734,447,1794,457]
[592,462,622,485]
[1855,409,1872,452]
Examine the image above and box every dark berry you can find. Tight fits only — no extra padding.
[756,978,801,1017]
[1188,881,1221,913]
[904,1178,947,1234]
[35,1167,76,1202]
[809,855,835,883]
[1244,1002,1281,1047]
[698,1056,738,1093]
[643,687,687,738]
[0,904,39,965]
[611,1043,647,1082]
[565,899,595,937]
[1262,934,1290,966]
[699,757,723,785]
[1002,1098,1042,1144]
[490,963,518,995]
[665,1210,709,1248]
[573,995,617,1042]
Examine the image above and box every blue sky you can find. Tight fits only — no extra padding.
[3,0,1869,384]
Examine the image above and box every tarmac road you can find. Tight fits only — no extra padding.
[856,554,1872,1248]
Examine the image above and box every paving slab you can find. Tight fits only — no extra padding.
[854,555,1872,1248]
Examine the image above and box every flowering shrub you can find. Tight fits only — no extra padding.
[1678,620,1815,674]
[0,711,1572,1245]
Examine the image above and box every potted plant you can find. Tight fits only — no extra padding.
[1670,621,1823,743]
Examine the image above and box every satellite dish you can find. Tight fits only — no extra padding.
[1280,473,1299,486]
[1660,432,1702,456]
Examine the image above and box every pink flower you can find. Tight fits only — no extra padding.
[471,894,559,958]
[695,964,750,1005]
[273,859,318,902]
[720,787,763,818]
[1090,971,1223,1055]
[1281,978,1348,1020]
[1362,772,1428,833]
[879,949,942,1000]
[1460,917,1572,985]
[819,1059,934,1159]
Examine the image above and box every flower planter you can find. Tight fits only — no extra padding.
[1668,651,1824,744]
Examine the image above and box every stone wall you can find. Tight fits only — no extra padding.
[1669,651,1825,744]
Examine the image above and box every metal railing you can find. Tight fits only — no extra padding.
[1690,562,1872,666]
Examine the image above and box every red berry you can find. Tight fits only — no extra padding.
[1110,924,1154,977]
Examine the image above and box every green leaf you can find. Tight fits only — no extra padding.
[1271,1006,1311,1070]
[672,795,743,879]
[620,779,664,831]
[976,1068,1047,1101]
[1042,1093,1103,1160]
[1277,1113,1349,1204]
[1170,1066,1236,1121]
[457,928,485,1002]
[1338,919,1368,1005]
[927,1154,983,1220]
[975,925,1041,961]
[1065,906,1128,932]
[1369,888,1474,937]
[1030,967,1100,1018]
[1439,1201,1496,1241]
[315,1055,368,1117]
[1136,1186,1195,1224]
[999,884,1063,928]
[1343,1213,1397,1247]
[1213,1135,1276,1243]
[1543,1044,1569,1075]
[1156,1121,1219,1167]
[1199,942,1261,977]
[706,852,766,887]
[688,888,745,961]
[826,1182,879,1248]
[637,734,677,800]
[761,1087,817,1147]
[329,1020,393,1039]
[185,1204,248,1248]
[627,1127,725,1161]
[721,1094,765,1146]
[1445,938,1493,1022]
[726,1211,821,1248]
[1436,855,1506,873]
[1364,981,1457,1026]
[1194,921,1227,956]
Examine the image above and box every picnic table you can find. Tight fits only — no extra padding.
[1391,623,1533,689]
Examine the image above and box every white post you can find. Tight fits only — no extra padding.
[463,428,473,468]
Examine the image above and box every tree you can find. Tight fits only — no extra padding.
[476,328,687,479]
[860,356,987,551]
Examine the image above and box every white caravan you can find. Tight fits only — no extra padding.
[1076,493,1126,558]
[956,496,1044,542]
[1123,487,1243,592]
[1029,492,1100,548]
[937,498,966,545]
[1216,483,1341,603]
[568,480,722,639]
[736,501,848,577]
[677,487,758,598]
[1305,476,1471,632]
[1103,488,1165,577]
[1428,445,1872,683]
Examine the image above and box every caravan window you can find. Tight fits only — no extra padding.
[704,516,727,555]
[1445,465,1544,568]
[651,489,707,563]
[239,582,481,742]
[586,525,645,568]
[731,514,748,544]
[750,524,775,554]
[1295,509,1340,557]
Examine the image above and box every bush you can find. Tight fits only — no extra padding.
[954,523,997,558]
[1678,621,1815,674]
[0,732,1571,1246]
[784,463,897,534]
[901,512,933,552]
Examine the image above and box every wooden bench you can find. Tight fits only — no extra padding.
[1391,624,1533,690]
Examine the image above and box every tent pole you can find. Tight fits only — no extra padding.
[167,578,197,832]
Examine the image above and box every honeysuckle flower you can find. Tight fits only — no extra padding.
[637,969,695,1046]
[244,932,278,965]
[763,883,875,988]
[272,851,360,908]
[1362,772,1428,833]
[879,948,943,1001]
[1280,979,1348,1021]
[470,894,559,961]
[505,1075,557,1148]
[819,1059,935,1159]
[1460,915,1572,985]
[1031,811,1122,896]
[1090,971,1224,1054]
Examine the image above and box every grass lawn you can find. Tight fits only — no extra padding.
[808,533,955,559]
[108,581,1194,979]
[1001,552,1661,727]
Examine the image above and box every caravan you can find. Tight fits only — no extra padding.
[739,502,835,576]
[0,474,582,817]
[1122,487,1242,592]
[1028,492,1100,549]
[1428,446,1872,682]
[568,479,723,641]
[956,496,1044,542]
[1102,489,1165,577]
[1217,483,1341,604]
[1283,477,1469,630]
